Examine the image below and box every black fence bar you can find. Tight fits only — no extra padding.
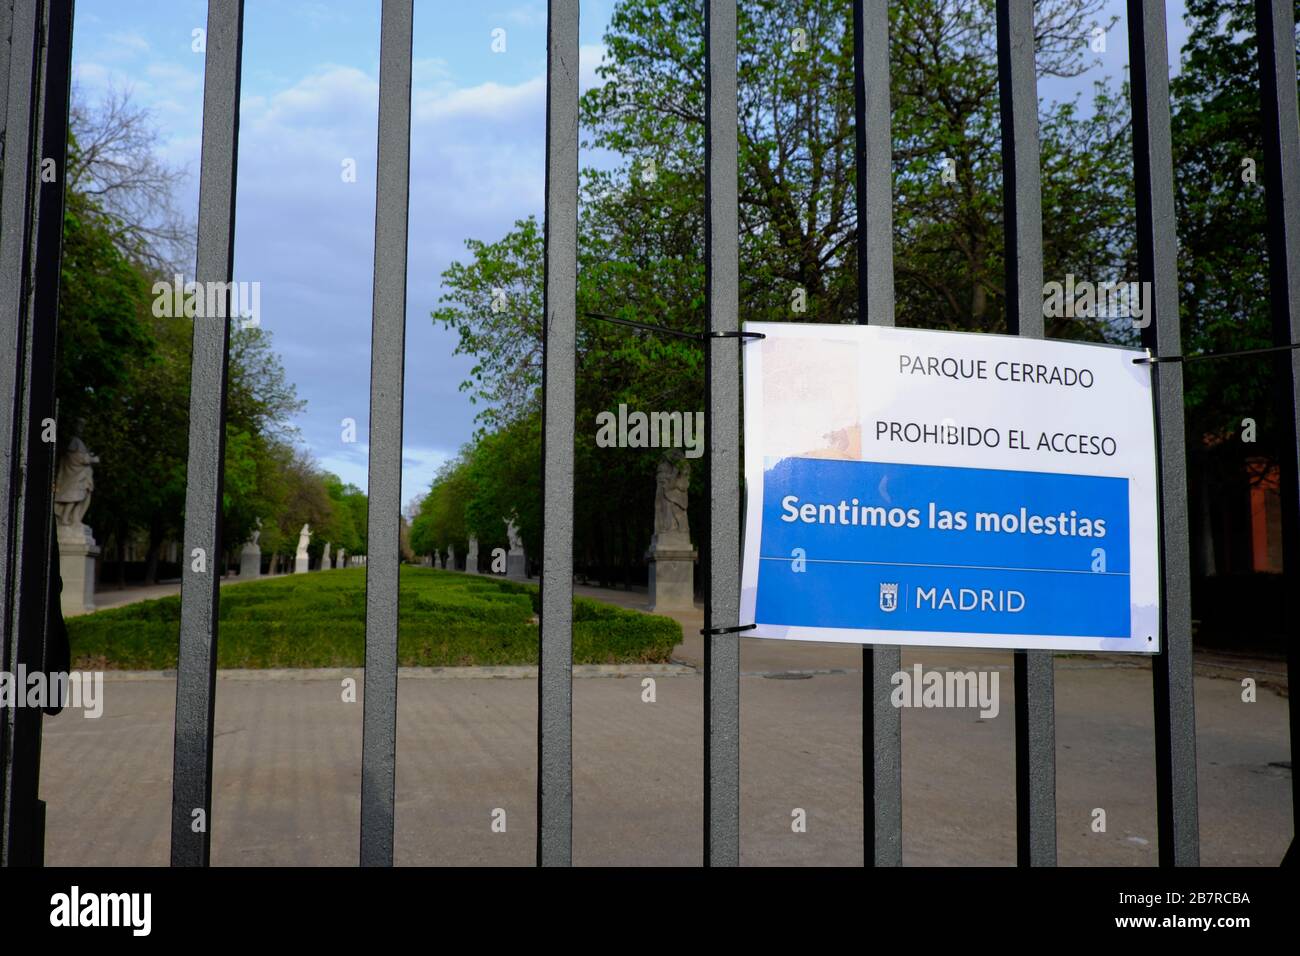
[169,0,244,868]
[852,0,902,868]
[359,0,413,868]
[1126,0,1200,867]
[996,0,1057,867]
[704,0,740,867]
[0,0,42,867]
[1254,0,1300,862]
[537,0,578,868]
[0,0,73,868]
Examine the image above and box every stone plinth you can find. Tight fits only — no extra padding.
[57,523,100,617]
[506,550,527,580]
[646,531,696,611]
[466,538,479,574]
[294,552,309,574]
[239,543,262,578]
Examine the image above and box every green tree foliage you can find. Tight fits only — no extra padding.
[1172,0,1299,443]
[581,0,1128,333]
[433,0,1131,582]
[319,473,367,557]
[410,457,474,563]
[1169,0,1300,572]
[434,218,545,430]
[58,92,359,582]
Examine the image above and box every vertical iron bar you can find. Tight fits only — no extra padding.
[537,0,578,868]
[997,0,1057,867]
[170,0,244,868]
[1254,0,1300,862]
[704,0,740,867]
[0,0,12,144]
[0,0,41,866]
[1127,0,1199,867]
[852,0,901,868]
[0,0,72,868]
[359,0,413,868]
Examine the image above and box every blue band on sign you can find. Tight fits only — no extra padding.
[755,457,1132,640]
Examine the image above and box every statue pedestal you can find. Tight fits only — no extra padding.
[294,553,309,574]
[506,551,527,580]
[57,523,100,617]
[647,532,696,611]
[466,540,479,574]
[240,544,261,578]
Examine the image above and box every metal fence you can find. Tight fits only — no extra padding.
[1,0,1297,867]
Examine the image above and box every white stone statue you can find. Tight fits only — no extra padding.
[296,524,311,558]
[653,456,690,543]
[647,454,695,610]
[240,517,263,578]
[54,435,99,528]
[506,517,523,554]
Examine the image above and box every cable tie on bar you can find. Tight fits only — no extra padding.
[584,311,701,341]
[706,330,766,341]
[1133,341,1300,365]
[584,312,766,343]
[701,623,758,636]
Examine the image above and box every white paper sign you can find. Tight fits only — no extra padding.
[741,322,1161,653]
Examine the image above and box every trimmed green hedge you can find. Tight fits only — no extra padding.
[69,567,681,668]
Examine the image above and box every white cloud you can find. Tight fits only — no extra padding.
[144,60,202,95]
[503,3,547,28]
[102,30,150,58]
[579,43,608,92]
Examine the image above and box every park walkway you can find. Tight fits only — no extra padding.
[38,652,1291,866]
[44,569,1292,866]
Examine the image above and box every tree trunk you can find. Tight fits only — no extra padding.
[144,520,163,584]
[1198,454,1217,577]
[115,521,128,589]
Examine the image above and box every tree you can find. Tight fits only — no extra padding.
[1169,0,1300,573]
[435,0,1133,584]
[434,218,545,431]
[66,86,195,274]
[580,0,1127,334]
[463,417,543,562]
[60,89,321,582]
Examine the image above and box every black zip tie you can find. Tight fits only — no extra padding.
[706,330,766,341]
[701,623,758,636]
[1134,341,1300,365]
[585,312,766,343]
[585,311,701,341]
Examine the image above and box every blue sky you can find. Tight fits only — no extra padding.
[69,0,1189,514]
[71,0,615,512]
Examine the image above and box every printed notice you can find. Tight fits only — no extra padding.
[740,322,1161,652]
